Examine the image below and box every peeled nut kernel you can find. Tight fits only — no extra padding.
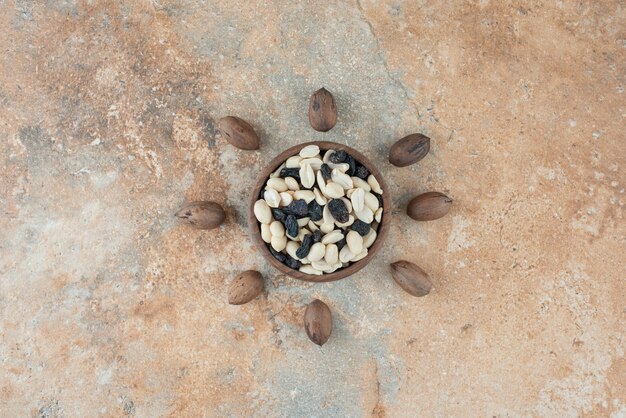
[176,201,225,230]
[307,242,326,262]
[390,260,432,297]
[374,207,383,223]
[228,270,264,305]
[407,191,452,221]
[264,189,280,208]
[363,229,377,248]
[389,133,430,167]
[323,182,344,199]
[286,156,302,168]
[300,163,315,188]
[260,223,272,243]
[297,217,311,227]
[314,188,327,205]
[351,188,365,213]
[320,222,335,234]
[308,220,319,232]
[270,220,285,237]
[279,192,293,206]
[253,199,272,224]
[286,241,300,259]
[299,144,320,158]
[270,163,285,179]
[294,190,316,203]
[351,248,368,262]
[324,244,339,264]
[304,299,333,346]
[367,175,383,194]
[218,116,260,150]
[300,158,323,170]
[346,231,363,254]
[311,260,333,272]
[355,206,373,223]
[300,265,323,275]
[271,234,287,252]
[364,192,379,212]
[322,149,334,163]
[352,177,371,192]
[331,169,353,190]
[267,178,288,193]
[308,88,337,132]
[285,177,300,191]
[339,246,355,263]
[321,230,344,245]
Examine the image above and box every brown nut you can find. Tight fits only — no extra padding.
[303,299,332,346]
[228,270,264,305]
[176,201,225,230]
[218,116,260,150]
[308,88,337,132]
[390,260,432,297]
[407,192,452,221]
[389,133,430,167]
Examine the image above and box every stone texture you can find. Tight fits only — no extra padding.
[1,1,624,417]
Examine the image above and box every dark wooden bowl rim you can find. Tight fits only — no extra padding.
[248,141,390,282]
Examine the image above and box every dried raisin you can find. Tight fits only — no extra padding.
[312,229,321,242]
[373,192,384,208]
[285,215,298,238]
[320,163,332,181]
[270,247,287,263]
[279,167,300,180]
[285,256,302,270]
[354,165,369,179]
[350,219,371,236]
[336,238,346,251]
[328,198,349,223]
[284,199,308,217]
[272,208,286,222]
[345,155,356,176]
[308,200,323,221]
[296,234,313,258]
[329,149,347,163]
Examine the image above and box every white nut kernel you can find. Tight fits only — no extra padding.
[299,145,320,158]
[350,188,365,213]
[264,189,280,208]
[346,230,363,254]
[267,178,288,192]
[270,234,286,252]
[307,243,326,262]
[323,182,344,199]
[355,206,374,223]
[351,248,368,262]
[331,169,353,189]
[324,244,339,264]
[299,265,323,275]
[364,192,379,212]
[297,217,310,227]
[254,199,272,224]
[270,220,285,237]
[294,190,316,203]
[285,177,300,191]
[279,192,293,207]
[320,222,335,233]
[351,177,371,192]
[299,163,315,188]
[321,230,344,244]
[314,187,327,205]
[374,207,383,223]
[368,174,383,194]
[286,241,300,259]
[300,158,323,170]
[363,229,377,248]
[339,246,355,263]
[286,155,302,168]
[261,223,272,243]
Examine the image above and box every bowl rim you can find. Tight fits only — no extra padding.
[248,141,390,282]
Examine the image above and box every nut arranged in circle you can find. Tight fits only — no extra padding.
[254,145,384,276]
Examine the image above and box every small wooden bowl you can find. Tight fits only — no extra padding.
[248,141,390,282]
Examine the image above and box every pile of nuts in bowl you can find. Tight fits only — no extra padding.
[253,144,384,276]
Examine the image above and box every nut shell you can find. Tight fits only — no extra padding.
[176,201,225,230]
[218,116,260,150]
[389,133,430,167]
[390,260,432,297]
[228,270,264,305]
[308,88,337,132]
[407,191,452,221]
[303,299,333,345]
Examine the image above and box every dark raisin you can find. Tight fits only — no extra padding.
[296,234,313,258]
[320,163,332,181]
[279,167,300,180]
[329,149,347,163]
[270,247,287,263]
[285,256,302,270]
[312,229,321,242]
[373,192,384,208]
[284,199,309,217]
[328,199,349,223]
[285,215,298,238]
[345,155,356,176]
[354,165,369,179]
[351,219,371,236]
[272,208,286,222]
[336,238,346,251]
[308,200,323,221]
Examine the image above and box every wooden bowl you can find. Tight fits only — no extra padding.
[248,141,390,282]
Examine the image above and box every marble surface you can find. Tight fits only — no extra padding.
[1,1,624,416]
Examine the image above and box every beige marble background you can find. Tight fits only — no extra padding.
[1,1,624,417]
